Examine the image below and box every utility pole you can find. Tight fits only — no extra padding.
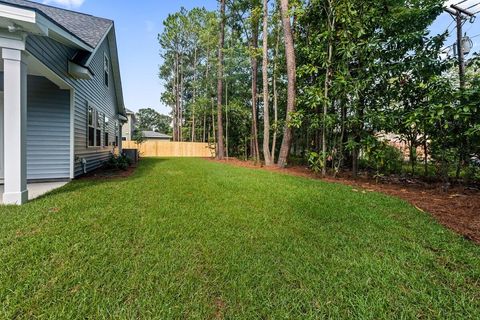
[445,3,476,89]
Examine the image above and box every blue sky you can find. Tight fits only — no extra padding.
[35,0,480,115]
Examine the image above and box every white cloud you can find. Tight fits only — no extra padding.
[42,0,85,9]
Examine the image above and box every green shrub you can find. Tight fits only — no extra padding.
[362,136,404,175]
[307,152,324,173]
[104,153,132,171]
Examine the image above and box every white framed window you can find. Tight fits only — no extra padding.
[96,111,103,147]
[87,106,95,147]
[104,53,109,88]
[104,115,109,147]
[87,104,105,148]
[115,121,120,147]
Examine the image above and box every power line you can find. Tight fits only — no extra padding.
[448,23,459,35]
[445,19,455,33]
[464,22,475,34]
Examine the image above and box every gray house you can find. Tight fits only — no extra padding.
[0,0,126,204]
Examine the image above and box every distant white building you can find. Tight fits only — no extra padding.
[122,109,136,141]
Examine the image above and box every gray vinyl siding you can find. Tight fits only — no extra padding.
[0,74,70,180]
[27,76,70,180]
[26,33,120,177]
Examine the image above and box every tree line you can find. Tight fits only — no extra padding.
[158,0,480,182]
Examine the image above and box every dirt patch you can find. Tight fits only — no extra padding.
[78,165,137,181]
[211,158,480,244]
[213,297,226,319]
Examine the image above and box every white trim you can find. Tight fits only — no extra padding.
[0,33,25,51]
[25,53,72,90]
[69,89,75,179]
[36,14,93,51]
[86,102,105,149]
[0,91,3,182]
[0,4,35,24]
[108,30,125,116]
[103,52,109,88]
[0,4,93,52]
[2,48,28,205]
[85,24,113,66]
[84,27,125,116]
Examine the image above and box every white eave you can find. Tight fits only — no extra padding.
[0,3,93,52]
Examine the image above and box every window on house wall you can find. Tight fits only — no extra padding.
[88,106,95,147]
[104,54,109,88]
[104,115,109,147]
[115,121,119,147]
[96,111,103,147]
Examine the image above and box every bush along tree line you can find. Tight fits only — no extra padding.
[158,0,480,183]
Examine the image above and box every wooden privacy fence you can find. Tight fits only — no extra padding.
[122,141,214,158]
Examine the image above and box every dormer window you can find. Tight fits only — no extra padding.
[104,53,109,87]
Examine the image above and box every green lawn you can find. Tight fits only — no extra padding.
[1,158,479,319]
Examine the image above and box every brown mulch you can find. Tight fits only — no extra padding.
[78,165,137,180]
[211,158,480,244]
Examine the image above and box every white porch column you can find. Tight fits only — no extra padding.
[2,48,28,205]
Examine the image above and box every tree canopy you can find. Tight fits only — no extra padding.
[158,0,480,182]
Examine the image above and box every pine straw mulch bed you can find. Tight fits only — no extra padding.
[211,158,480,244]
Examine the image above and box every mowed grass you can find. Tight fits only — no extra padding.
[0,158,479,319]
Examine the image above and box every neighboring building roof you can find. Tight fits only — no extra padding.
[125,108,135,115]
[0,0,112,48]
[142,131,172,139]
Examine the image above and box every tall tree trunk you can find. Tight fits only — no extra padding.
[262,0,272,165]
[174,52,180,141]
[272,18,280,163]
[179,61,184,141]
[424,137,428,177]
[211,97,216,145]
[352,103,364,177]
[277,0,296,168]
[172,87,177,141]
[204,48,211,143]
[322,6,335,177]
[191,47,198,142]
[216,0,226,159]
[226,81,229,159]
[251,22,260,162]
[203,113,207,142]
[334,100,346,178]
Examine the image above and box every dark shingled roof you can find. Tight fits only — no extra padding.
[0,0,112,48]
[142,131,172,139]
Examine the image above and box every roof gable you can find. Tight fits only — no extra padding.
[0,0,112,48]
[143,131,172,139]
